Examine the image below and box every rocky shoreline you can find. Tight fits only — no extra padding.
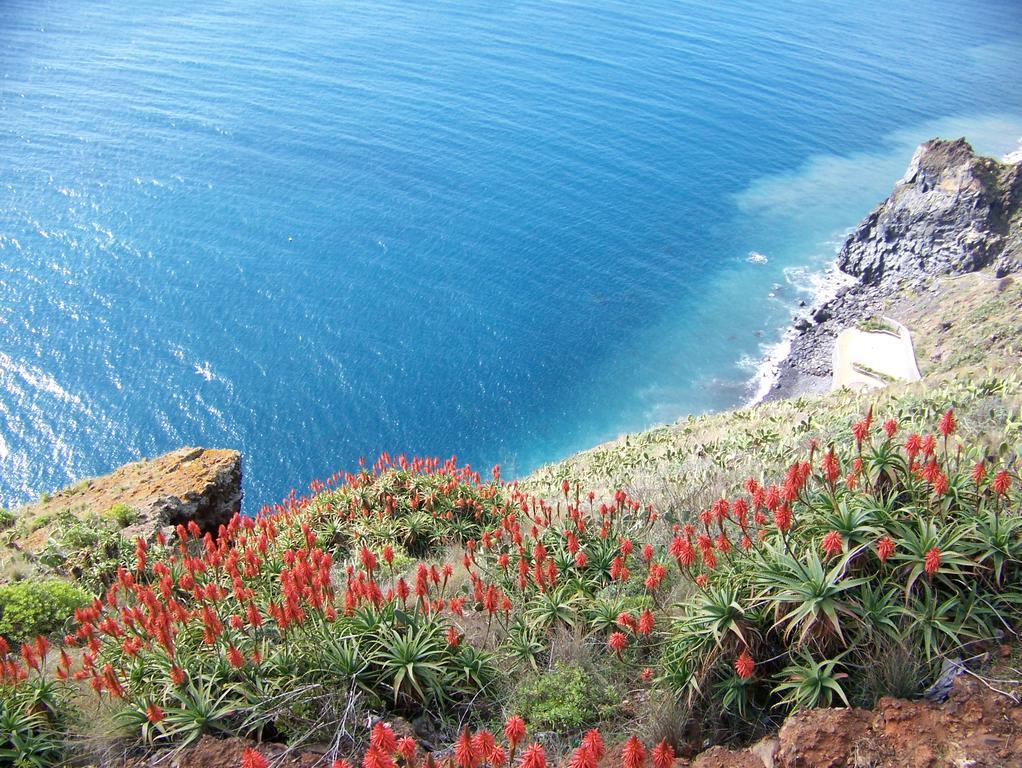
[762,137,1021,402]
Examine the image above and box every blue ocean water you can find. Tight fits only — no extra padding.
[1,0,1021,509]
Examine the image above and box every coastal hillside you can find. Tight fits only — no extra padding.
[527,139,1021,505]
[1,140,1020,768]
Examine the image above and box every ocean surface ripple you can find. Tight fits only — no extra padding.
[1,0,1021,508]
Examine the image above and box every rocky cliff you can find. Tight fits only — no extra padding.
[767,138,1021,399]
[11,447,242,555]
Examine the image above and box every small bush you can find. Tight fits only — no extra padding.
[103,503,137,529]
[0,508,13,531]
[54,516,101,549]
[510,663,617,732]
[0,579,90,643]
[37,514,130,592]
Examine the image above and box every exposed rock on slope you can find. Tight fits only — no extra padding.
[13,447,242,553]
[677,673,1022,768]
[768,138,1021,399]
[842,138,1022,284]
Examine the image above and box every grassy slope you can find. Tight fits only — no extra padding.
[524,271,1022,508]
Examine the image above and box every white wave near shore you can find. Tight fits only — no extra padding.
[741,257,855,407]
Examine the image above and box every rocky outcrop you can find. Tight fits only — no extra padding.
[775,674,1022,768]
[766,138,1021,400]
[841,138,1022,285]
[14,447,242,553]
[663,674,1022,768]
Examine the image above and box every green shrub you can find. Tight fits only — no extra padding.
[53,514,100,549]
[37,514,129,593]
[0,508,13,531]
[102,503,137,529]
[30,513,54,531]
[0,580,90,643]
[510,663,618,731]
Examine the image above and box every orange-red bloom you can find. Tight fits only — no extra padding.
[520,744,546,768]
[455,728,477,768]
[371,722,397,755]
[227,645,244,669]
[993,470,1011,496]
[582,729,605,761]
[735,649,755,679]
[876,536,895,562]
[608,631,628,657]
[504,715,526,748]
[773,505,793,533]
[972,461,986,485]
[364,747,395,768]
[651,741,674,768]
[622,736,646,768]
[821,531,843,558]
[397,737,417,763]
[938,409,956,438]
[821,449,840,484]
[241,749,269,768]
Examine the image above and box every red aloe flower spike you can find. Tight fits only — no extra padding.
[876,536,895,563]
[851,419,868,448]
[241,748,269,768]
[821,449,840,485]
[651,741,674,768]
[735,649,755,679]
[773,505,793,533]
[608,631,628,657]
[581,730,604,761]
[226,645,244,668]
[938,409,956,438]
[520,744,546,768]
[924,547,941,577]
[20,643,38,672]
[622,736,646,768]
[473,730,496,763]
[364,747,396,768]
[504,715,526,761]
[569,743,596,768]
[993,470,1011,496]
[397,737,417,765]
[637,610,655,635]
[971,461,985,485]
[455,728,477,768]
[821,531,843,558]
[371,721,397,755]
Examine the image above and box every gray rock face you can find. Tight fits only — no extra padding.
[839,138,1022,286]
[765,139,1021,401]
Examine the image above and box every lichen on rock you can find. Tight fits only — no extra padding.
[9,446,242,557]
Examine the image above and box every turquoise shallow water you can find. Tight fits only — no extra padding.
[1,0,1021,508]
